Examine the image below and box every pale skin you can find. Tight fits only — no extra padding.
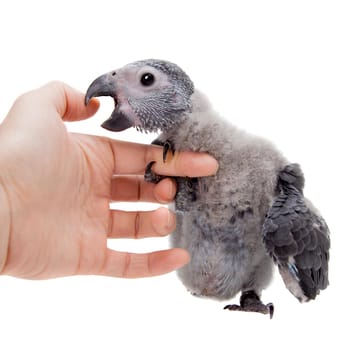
[0,81,218,279]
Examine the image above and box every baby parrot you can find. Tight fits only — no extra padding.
[85,59,330,318]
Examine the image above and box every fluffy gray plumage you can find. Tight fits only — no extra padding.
[85,59,330,316]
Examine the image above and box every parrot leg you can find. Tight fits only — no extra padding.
[224,291,274,319]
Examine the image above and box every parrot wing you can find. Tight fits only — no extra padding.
[262,164,330,302]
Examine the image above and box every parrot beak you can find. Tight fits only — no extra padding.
[85,72,135,132]
[85,73,118,106]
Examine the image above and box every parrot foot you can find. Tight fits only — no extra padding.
[144,161,165,184]
[224,291,274,319]
[144,140,174,183]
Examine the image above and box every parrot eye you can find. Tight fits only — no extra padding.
[140,73,155,86]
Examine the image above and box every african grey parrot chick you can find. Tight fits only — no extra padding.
[85,59,330,318]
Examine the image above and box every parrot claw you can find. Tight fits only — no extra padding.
[145,140,174,183]
[224,291,274,319]
[144,161,165,184]
[162,141,175,163]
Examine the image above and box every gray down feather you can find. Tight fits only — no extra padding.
[85,59,330,311]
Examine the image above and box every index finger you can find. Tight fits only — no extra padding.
[108,139,219,177]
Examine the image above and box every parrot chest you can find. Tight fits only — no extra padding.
[172,202,260,299]
[171,173,275,299]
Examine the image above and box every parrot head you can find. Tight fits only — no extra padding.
[85,59,194,133]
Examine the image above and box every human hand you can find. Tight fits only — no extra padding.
[0,82,218,279]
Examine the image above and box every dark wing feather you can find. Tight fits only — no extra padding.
[263,164,330,302]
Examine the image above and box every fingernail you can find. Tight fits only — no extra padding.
[166,179,176,200]
[165,208,175,230]
[192,154,219,176]
[155,207,175,235]
[207,155,219,174]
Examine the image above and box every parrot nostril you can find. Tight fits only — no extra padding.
[112,71,116,76]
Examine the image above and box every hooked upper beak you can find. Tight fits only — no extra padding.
[85,73,117,106]
[85,72,135,132]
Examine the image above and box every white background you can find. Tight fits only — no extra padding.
[0,1,349,349]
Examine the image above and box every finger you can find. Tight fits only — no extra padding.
[99,248,190,278]
[108,139,219,177]
[151,150,219,178]
[19,81,100,122]
[108,207,175,239]
[153,178,177,203]
[111,176,176,204]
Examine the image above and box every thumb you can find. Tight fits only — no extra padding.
[5,81,100,124]
[38,81,100,122]
[1,81,95,135]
